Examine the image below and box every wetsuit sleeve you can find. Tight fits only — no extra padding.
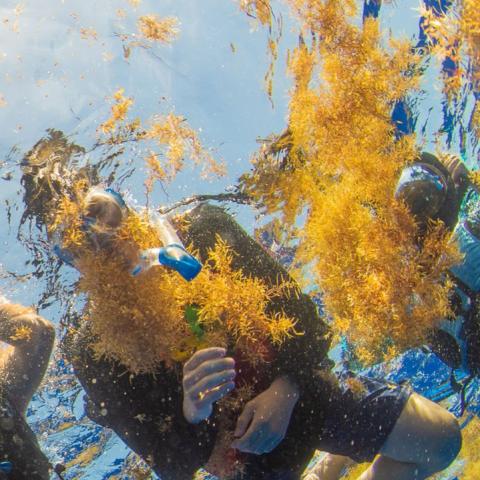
[184,204,332,395]
[66,323,216,480]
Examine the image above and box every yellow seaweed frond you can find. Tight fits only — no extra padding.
[116,211,159,250]
[264,36,279,102]
[238,0,272,26]
[99,88,135,135]
[420,0,480,102]
[469,170,480,190]
[458,416,480,479]
[145,113,225,183]
[145,152,167,192]
[10,325,32,342]
[462,0,480,75]
[97,88,222,192]
[49,179,89,251]
[473,98,480,133]
[137,15,179,44]
[176,236,299,354]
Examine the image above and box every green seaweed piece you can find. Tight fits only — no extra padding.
[184,305,204,339]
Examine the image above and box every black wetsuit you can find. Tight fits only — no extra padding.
[0,394,50,480]
[66,204,410,480]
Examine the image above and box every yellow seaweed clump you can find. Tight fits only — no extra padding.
[241,1,460,363]
[145,113,226,183]
[238,0,272,26]
[49,178,90,251]
[99,88,137,136]
[458,415,480,479]
[470,170,480,190]
[76,249,186,373]
[98,89,224,191]
[176,236,300,350]
[421,0,480,131]
[422,0,480,87]
[54,195,298,373]
[137,15,179,44]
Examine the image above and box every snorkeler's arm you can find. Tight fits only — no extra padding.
[0,303,55,414]
[232,375,299,454]
[184,204,332,395]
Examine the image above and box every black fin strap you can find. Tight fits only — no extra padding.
[459,375,474,417]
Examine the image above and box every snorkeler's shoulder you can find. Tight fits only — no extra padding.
[183,203,282,281]
[183,203,243,253]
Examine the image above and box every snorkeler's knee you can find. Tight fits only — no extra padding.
[436,412,462,470]
[424,411,461,474]
[386,394,461,474]
[25,314,56,350]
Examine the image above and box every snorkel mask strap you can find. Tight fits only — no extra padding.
[104,188,127,209]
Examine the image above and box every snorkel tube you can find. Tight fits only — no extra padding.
[131,211,202,281]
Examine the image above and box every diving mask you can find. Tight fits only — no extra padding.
[395,163,448,220]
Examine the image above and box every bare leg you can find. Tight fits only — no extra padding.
[303,454,354,480]
[303,394,460,480]
[358,394,461,480]
[0,303,55,414]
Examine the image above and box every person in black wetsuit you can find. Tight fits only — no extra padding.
[56,186,460,480]
[0,301,54,479]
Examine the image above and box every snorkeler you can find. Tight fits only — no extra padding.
[53,186,460,480]
[57,188,331,479]
[0,299,54,479]
[394,152,480,378]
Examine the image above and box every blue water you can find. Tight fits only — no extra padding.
[0,0,477,478]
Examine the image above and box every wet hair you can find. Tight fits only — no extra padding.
[84,189,124,230]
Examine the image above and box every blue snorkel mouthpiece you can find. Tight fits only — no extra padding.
[0,461,13,474]
[132,244,202,281]
[131,212,202,281]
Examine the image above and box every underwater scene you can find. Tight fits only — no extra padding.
[0,0,479,479]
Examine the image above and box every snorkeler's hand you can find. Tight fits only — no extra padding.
[182,347,236,424]
[231,376,299,455]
